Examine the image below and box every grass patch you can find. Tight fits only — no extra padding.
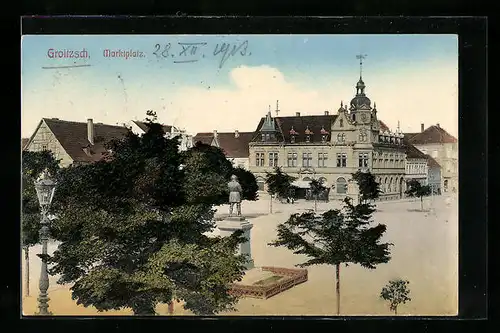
[253,275,283,285]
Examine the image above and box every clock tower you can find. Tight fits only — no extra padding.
[349,54,373,126]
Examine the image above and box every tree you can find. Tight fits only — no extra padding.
[405,179,431,211]
[351,170,382,204]
[265,167,296,213]
[380,279,411,315]
[48,112,247,315]
[269,197,392,315]
[309,179,326,212]
[182,143,258,204]
[232,166,259,202]
[21,150,60,297]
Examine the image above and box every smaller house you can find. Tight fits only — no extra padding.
[426,154,442,195]
[129,120,193,151]
[24,118,130,167]
[193,130,254,170]
[403,136,428,186]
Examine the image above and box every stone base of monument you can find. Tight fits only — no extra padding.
[216,216,254,270]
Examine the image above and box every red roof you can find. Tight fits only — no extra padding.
[402,136,427,159]
[408,125,457,144]
[193,132,253,158]
[41,118,129,163]
[193,133,215,145]
[425,154,441,168]
[21,138,29,149]
[133,121,175,134]
[379,120,390,132]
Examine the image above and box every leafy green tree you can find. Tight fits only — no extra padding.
[182,142,258,204]
[21,150,60,297]
[405,179,431,211]
[265,167,296,212]
[309,178,326,212]
[232,166,259,202]
[269,197,392,315]
[351,170,382,204]
[49,112,247,315]
[380,279,412,315]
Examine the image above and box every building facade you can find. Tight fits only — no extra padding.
[248,75,406,200]
[404,137,429,186]
[426,154,442,194]
[24,118,129,167]
[406,124,458,193]
[193,130,254,170]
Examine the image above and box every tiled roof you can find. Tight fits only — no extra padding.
[43,118,129,163]
[193,132,253,158]
[408,125,457,144]
[403,132,419,140]
[22,138,29,149]
[378,120,390,132]
[425,154,441,168]
[193,133,215,145]
[403,136,427,159]
[251,114,390,143]
[133,121,175,134]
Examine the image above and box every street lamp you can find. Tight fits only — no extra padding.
[34,169,57,316]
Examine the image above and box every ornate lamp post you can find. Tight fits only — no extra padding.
[34,170,57,315]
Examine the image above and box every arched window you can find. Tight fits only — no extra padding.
[339,119,344,127]
[384,178,388,192]
[388,178,393,192]
[336,177,347,194]
[302,177,312,182]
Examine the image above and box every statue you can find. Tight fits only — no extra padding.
[228,175,243,216]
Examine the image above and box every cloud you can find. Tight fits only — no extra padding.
[21,63,458,138]
[166,64,458,137]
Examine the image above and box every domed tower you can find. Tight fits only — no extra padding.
[349,54,373,126]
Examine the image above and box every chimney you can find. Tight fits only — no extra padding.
[235,130,240,138]
[213,129,217,138]
[296,112,301,117]
[324,111,329,115]
[420,123,424,132]
[87,118,94,145]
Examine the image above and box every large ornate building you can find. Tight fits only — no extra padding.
[248,72,407,200]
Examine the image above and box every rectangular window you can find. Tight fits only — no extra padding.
[269,152,279,167]
[358,153,369,168]
[261,134,265,142]
[41,144,48,151]
[256,152,265,167]
[318,153,328,167]
[302,152,312,167]
[337,153,347,167]
[287,152,298,167]
[305,135,311,143]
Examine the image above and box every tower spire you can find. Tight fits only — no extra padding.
[275,100,280,116]
[356,54,367,79]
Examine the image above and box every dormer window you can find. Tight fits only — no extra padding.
[320,127,329,143]
[289,127,298,143]
[304,126,313,143]
[261,134,265,142]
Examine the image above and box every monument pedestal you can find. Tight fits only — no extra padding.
[217,216,254,270]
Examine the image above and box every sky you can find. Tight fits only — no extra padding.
[21,34,458,138]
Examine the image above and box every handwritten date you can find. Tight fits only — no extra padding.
[153,40,251,68]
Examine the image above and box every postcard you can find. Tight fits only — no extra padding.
[21,33,458,316]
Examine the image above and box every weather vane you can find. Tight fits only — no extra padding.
[356,54,367,78]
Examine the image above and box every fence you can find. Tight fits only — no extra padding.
[229,266,308,299]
